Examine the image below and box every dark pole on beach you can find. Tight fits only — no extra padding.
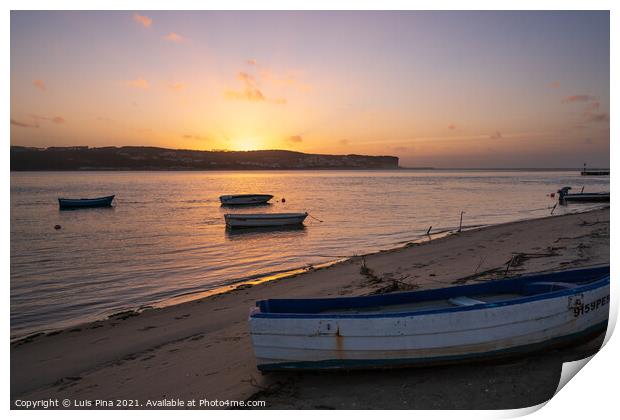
[458,211,464,232]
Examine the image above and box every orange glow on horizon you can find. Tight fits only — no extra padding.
[229,138,262,151]
[9,11,610,167]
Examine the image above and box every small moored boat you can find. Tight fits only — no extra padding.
[225,212,308,228]
[557,187,609,204]
[580,164,609,176]
[250,266,609,371]
[58,195,115,209]
[220,194,274,206]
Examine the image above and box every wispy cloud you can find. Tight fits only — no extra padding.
[560,92,608,126]
[127,78,150,89]
[260,70,312,92]
[163,32,185,43]
[489,131,502,140]
[167,82,186,91]
[32,115,66,124]
[339,139,349,146]
[583,111,609,123]
[548,81,561,89]
[447,123,456,130]
[246,59,257,66]
[11,118,39,128]
[32,80,46,91]
[133,13,152,28]
[562,94,597,103]
[182,134,208,141]
[287,135,303,143]
[225,71,290,104]
[225,72,266,102]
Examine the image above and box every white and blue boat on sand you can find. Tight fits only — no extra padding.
[225,212,308,229]
[58,195,115,209]
[220,194,274,206]
[250,266,609,371]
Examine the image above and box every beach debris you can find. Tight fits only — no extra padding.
[474,256,486,274]
[550,203,558,215]
[426,225,432,236]
[504,255,516,276]
[458,211,464,232]
[281,197,286,203]
[360,257,381,283]
[371,275,418,294]
[54,224,61,230]
[454,251,560,285]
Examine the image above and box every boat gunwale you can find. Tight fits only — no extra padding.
[251,267,609,320]
[58,195,115,203]
[220,194,274,200]
[225,212,308,219]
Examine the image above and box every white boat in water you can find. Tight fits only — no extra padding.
[219,194,273,206]
[250,266,609,370]
[557,187,609,204]
[225,212,308,228]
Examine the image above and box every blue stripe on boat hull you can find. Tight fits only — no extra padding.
[253,267,609,319]
[256,321,608,371]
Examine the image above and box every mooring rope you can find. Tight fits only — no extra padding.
[307,213,324,223]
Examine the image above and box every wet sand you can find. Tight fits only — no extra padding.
[11,207,609,409]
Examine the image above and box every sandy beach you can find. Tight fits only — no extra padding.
[11,207,609,409]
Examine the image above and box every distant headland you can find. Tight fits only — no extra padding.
[10,146,399,171]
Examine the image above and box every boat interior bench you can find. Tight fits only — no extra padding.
[449,296,486,306]
[521,281,577,295]
[449,282,577,306]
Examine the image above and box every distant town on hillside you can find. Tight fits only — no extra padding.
[10,146,400,171]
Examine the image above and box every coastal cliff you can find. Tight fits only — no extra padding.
[10,146,399,171]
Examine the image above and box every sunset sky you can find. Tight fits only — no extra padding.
[10,11,609,167]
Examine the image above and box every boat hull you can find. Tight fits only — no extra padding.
[220,194,273,206]
[225,213,307,228]
[250,268,609,370]
[561,193,610,203]
[58,195,115,209]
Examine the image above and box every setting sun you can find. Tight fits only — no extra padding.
[230,138,261,151]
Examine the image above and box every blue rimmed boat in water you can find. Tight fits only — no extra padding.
[220,194,274,206]
[58,195,115,209]
[250,266,609,371]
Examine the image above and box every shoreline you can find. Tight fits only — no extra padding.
[11,207,610,408]
[10,205,606,341]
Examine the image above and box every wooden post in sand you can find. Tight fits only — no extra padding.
[458,211,464,232]
[426,226,432,236]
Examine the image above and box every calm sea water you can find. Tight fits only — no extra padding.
[10,170,609,337]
